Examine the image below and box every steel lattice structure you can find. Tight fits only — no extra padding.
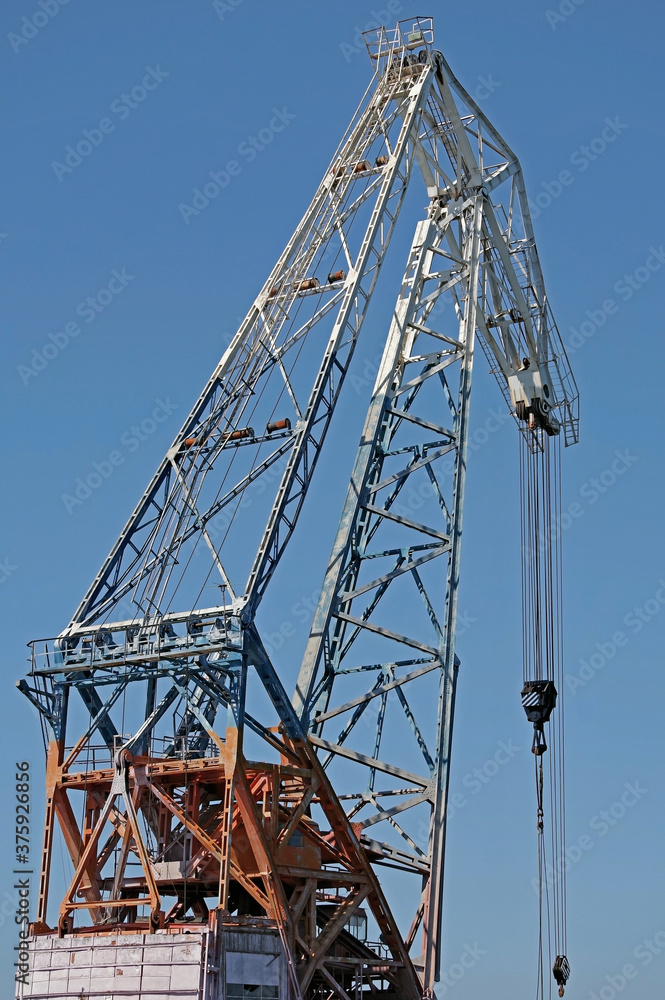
[20,19,578,1000]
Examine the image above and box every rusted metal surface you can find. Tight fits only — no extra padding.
[31,728,417,997]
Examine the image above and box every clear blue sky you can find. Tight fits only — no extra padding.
[2,1,664,997]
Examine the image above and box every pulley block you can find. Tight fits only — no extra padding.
[553,954,571,996]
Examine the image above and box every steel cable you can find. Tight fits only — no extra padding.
[521,429,568,999]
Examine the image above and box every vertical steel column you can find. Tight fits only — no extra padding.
[36,682,68,928]
[422,193,484,989]
[295,214,440,719]
[217,648,246,911]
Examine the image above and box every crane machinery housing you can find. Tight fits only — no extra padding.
[17,17,579,1000]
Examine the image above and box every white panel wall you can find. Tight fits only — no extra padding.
[17,931,206,1000]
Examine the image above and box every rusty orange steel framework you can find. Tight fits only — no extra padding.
[21,16,578,1000]
[38,719,420,997]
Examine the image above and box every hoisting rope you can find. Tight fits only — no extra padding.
[519,428,569,999]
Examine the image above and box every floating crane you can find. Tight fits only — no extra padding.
[18,18,578,1000]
